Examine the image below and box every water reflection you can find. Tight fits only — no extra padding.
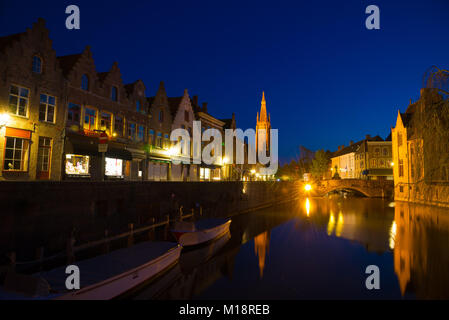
[131,197,449,299]
[393,201,449,299]
[254,231,270,278]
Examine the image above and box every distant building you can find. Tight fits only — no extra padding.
[331,135,392,180]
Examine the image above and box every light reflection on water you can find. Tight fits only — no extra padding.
[132,197,449,300]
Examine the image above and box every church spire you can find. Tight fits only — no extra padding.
[259,91,268,122]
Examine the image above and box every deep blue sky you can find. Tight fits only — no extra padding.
[1,0,449,163]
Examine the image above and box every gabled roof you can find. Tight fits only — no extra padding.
[332,135,384,158]
[167,97,183,117]
[0,32,24,53]
[57,53,82,77]
[399,112,413,128]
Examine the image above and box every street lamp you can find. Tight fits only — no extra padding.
[305,184,312,192]
[0,113,10,128]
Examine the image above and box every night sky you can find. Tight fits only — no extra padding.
[1,0,449,163]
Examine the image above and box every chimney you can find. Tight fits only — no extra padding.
[202,102,208,113]
[365,134,371,140]
[192,95,199,107]
[349,140,354,146]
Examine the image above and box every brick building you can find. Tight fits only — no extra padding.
[0,19,66,181]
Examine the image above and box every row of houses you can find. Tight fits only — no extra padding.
[330,134,393,180]
[0,19,247,182]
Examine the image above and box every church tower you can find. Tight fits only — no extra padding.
[256,91,271,155]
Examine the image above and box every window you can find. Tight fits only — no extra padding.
[111,86,118,101]
[149,129,155,145]
[67,103,81,125]
[164,133,169,149]
[3,137,30,171]
[159,110,164,122]
[399,186,404,193]
[371,159,377,168]
[105,158,123,177]
[397,132,402,147]
[65,154,89,176]
[83,108,97,131]
[185,110,190,122]
[37,137,51,179]
[138,125,145,142]
[136,101,141,112]
[39,94,56,123]
[399,159,404,177]
[375,148,380,156]
[128,122,136,139]
[114,116,123,137]
[32,56,42,73]
[81,74,89,91]
[383,148,388,156]
[156,132,162,148]
[9,85,29,117]
[100,112,112,134]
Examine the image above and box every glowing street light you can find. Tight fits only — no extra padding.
[0,113,10,127]
[304,184,312,192]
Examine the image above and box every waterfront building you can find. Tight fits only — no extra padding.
[146,81,173,181]
[0,19,66,181]
[354,135,393,180]
[191,96,226,181]
[60,47,149,181]
[391,86,449,206]
[168,89,198,181]
[331,143,358,179]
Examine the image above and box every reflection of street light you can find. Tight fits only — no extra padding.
[0,113,10,127]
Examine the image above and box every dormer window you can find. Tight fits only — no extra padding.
[111,86,118,102]
[81,74,89,91]
[32,56,42,73]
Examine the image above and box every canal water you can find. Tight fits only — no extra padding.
[131,197,449,300]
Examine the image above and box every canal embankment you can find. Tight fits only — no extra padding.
[0,181,300,267]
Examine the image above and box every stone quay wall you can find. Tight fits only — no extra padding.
[0,181,299,260]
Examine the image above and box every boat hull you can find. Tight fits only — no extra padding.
[56,245,182,300]
[173,220,231,247]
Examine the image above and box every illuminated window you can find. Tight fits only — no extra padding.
[149,129,155,145]
[399,159,404,177]
[100,112,112,134]
[3,137,30,171]
[39,94,56,123]
[84,108,97,131]
[32,56,42,73]
[9,85,29,117]
[105,158,123,177]
[156,132,162,147]
[114,116,123,137]
[164,133,169,149]
[65,154,89,176]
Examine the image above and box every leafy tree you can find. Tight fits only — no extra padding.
[311,149,330,180]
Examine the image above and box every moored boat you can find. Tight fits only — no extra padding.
[0,241,181,300]
[171,218,232,247]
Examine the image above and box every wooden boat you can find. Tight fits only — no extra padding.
[0,241,181,300]
[171,218,232,247]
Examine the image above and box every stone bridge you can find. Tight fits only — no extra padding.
[303,179,394,198]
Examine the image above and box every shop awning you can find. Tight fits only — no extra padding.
[65,135,132,160]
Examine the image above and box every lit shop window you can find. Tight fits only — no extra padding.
[200,167,211,180]
[84,108,97,131]
[100,112,112,134]
[65,154,89,176]
[3,137,30,171]
[105,158,123,177]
